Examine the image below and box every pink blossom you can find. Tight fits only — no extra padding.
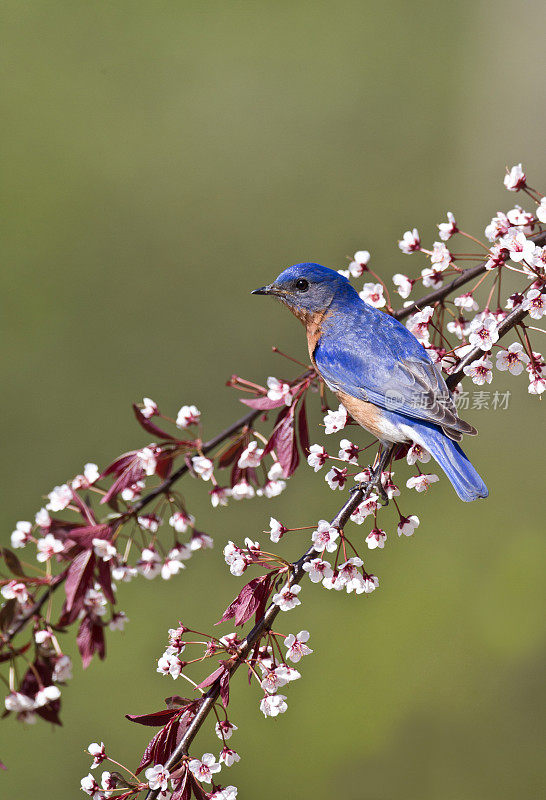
[350,493,379,524]
[136,548,162,579]
[266,377,293,405]
[522,288,545,320]
[325,466,348,490]
[190,531,213,550]
[137,446,158,476]
[72,463,100,490]
[484,244,508,270]
[536,197,546,224]
[36,533,64,562]
[349,250,371,276]
[176,404,201,428]
[1,581,29,604]
[323,404,348,434]
[210,786,238,800]
[188,753,221,783]
[430,242,453,271]
[338,439,359,464]
[485,212,510,242]
[230,479,255,500]
[191,456,214,481]
[92,538,117,561]
[359,283,386,308]
[272,583,302,611]
[335,557,364,591]
[80,773,103,798]
[145,764,171,791]
[504,163,526,191]
[120,480,145,501]
[468,316,499,351]
[215,720,238,740]
[157,652,182,679]
[109,611,128,631]
[421,267,443,288]
[406,443,431,466]
[284,630,313,663]
[46,484,72,512]
[168,510,195,533]
[392,273,413,299]
[259,694,288,717]
[88,742,107,769]
[302,557,333,583]
[268,517,287,543]
[463,356,493,385]
[237,440,263,468]
[137,513,162,533]
[161,550,187,580]
[406,474,440,492]
[11,520,32,549]
[496,343,530,375]
[223,541,249,576]
[437,211,458,241]
[140,397,158,418]
[398,228,421,254]
[365,528,387,550]
[210,485,231,507]
[397,515,420,537]
[311,520,339,553]
[507,206,535,233]
[220,747,240,767]
[454,293,479,312]
[307,444,329,471]
[406,306,434,346]
[500,229,535,264]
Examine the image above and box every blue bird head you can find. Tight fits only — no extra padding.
[252,263,356,316]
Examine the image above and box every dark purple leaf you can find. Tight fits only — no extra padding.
[0,547,27,578]
[297,398,310,457]
[77,614,106,668]
[218,574,273,627]
[97,558,115,605]
[126,708,181,727]
[65,550,95,612]
[218,437,245,469]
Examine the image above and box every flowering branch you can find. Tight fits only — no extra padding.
[2,163,545,800]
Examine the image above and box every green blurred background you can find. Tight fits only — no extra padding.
[2,1,545,798]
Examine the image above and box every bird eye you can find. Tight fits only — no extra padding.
[295,278,309,292]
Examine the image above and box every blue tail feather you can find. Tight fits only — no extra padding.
[401,419,488,502]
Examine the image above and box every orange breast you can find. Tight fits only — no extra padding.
[336,390,388,439]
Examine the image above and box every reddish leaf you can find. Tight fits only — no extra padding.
[197,664,226,690]
[219,668,230,709]
[155,450,174,480]
[126,708,181,727]
[240,396,286,410]
[77,614,106,668]
[0,599,17,632]
[60,523,111,551]
[132,404,176,441]
[97,558,115,605]
[262,403,301,476]
[65,550,95,612]
[297,398,310,457]
[217,437,245,469]
[218,574,273,627]
[0,547,27,578]
[136,714,182,774]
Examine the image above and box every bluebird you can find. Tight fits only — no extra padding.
[252,263,488,502]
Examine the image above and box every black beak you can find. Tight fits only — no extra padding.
[251,285,271,295]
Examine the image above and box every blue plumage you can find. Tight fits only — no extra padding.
[252,263,488,502]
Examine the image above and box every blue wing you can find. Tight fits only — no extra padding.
[314,306,475,440]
